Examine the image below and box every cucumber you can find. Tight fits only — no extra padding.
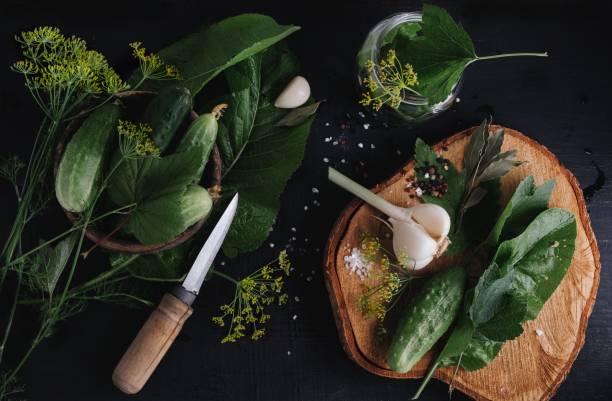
[181,185,213,226]
[176,106,222,179]
[143,85,192,152]
[387,265,466,373]
[55,103,121,212]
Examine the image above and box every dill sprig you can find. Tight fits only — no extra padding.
[357,234,416,324]
[359,49,421,111]
[117,120,160,158]
[129,42,180,82]
[212,251,291,343]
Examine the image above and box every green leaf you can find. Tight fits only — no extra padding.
[487,176,555,248]
[479,151,523,182]
[443,331,504,371]
[414,138,464,228]
[108,148,205,244]
[275,100,324,127]
[470,208,576,341]
[134,14,299,95]
[382,22,422,49]
[39,234,77,295]
[110,240,192,282]
[215,46,315,256]
[396,4,476,104]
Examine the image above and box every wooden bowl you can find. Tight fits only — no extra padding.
[324,126,600,401]
[53,90,222,254]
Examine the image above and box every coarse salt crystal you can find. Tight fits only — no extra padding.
[363,123,370,130]
[536,329,544,336]
[323,157,329,163]
[291,227,296,232]
[358,111,366,118]
[416,187,423,197]
[292,314,298,320]
[344,247,373,280]
[312,187,319,194]
[370,144,375,149]
[294,296,300,302]
[304,205,309,211]
[341,158,346,164]
[358,143,364,148]
[332,141,338,146]
[269,243,275,248]
[324,137,332,142]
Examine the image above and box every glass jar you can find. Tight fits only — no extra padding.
[356,12,462,125]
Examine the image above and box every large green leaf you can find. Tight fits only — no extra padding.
[470,208,576,341]
[134,14,299,95]
[107,148,205,244]
[396,4,476,104]
[215,46,315,257]
[110,240,192,282]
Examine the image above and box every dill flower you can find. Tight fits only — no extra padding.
[129,42,181,81]
[213,251,291,343]
[357,233,415,324]
[359,49,421,112]
[117,119,160,158]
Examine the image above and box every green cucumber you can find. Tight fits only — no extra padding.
[176,105,224,178]
[55,103,121,212]
[182,185,213,226]
[143,85,192,152]
[387,265,466,373]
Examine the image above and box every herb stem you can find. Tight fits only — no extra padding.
[412,361,440,399]
[474,52,548,63]
[211,269,239,285]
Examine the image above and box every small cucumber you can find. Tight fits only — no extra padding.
[387,266,466,373]
[176,104,226,178]
[143,85,192,152]
[55,103,121,212]
[181,185,213,226]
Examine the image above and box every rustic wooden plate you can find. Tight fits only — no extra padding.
[323,126,600,401]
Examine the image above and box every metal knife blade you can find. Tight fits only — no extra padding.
[181,193,238,295]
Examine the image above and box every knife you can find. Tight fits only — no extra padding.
[112,193,239,394]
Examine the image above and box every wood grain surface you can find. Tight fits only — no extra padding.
[324,126,601,401]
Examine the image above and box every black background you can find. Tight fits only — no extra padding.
[1,0,611,400]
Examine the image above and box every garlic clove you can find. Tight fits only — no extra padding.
[274,76,310,109]
[410,204,451,239]
[407,255,434,270]
[390,218,439,263]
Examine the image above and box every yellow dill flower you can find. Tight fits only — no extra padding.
[213,251,291,344]
[129,41,180,81]
[359,49,421,112]
[356,233,416,324]
[117,119,160,158]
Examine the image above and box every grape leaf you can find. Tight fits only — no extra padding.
[215,46,315,257]
[107,147,205,244]
[396,4,476,104]
[133,14,299,95]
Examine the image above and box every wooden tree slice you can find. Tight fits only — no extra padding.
[324,126,600,401]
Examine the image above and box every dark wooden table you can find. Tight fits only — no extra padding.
[1,0,610,400]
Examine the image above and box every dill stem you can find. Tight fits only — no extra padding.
[211,269,239,285]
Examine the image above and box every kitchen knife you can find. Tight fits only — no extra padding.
[112,193,239,394]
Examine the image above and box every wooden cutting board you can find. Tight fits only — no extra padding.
[323,126,600,401]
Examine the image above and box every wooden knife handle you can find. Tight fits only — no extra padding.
[112,293,193,394]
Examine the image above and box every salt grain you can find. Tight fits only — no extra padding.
[370,143,375,149]
[291,227,296,232]
[304,205,309,211]
[306,276,312,282]
[287,351,292,356]
[358,143,364,148]
[363,123,370,130]
[312,187,319,194]
[323,157,329,163]
[324,137,332,142]
[292,314,298,320]
[294,296,300,302]
[344,247,373,280]
[325,122,330,127]
[341,158,347,164]
[358,111,366,118]
[269,243,275,248]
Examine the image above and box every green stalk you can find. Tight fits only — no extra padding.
[328,167,407,221]
[476,52,548,61]
[412,361,440,399]
[211,269,239,285]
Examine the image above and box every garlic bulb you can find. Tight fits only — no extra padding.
[274,76,310,108]
[329,167,451,270]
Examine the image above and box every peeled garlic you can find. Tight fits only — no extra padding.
[329,168,451,270]
[274,76,310,108]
